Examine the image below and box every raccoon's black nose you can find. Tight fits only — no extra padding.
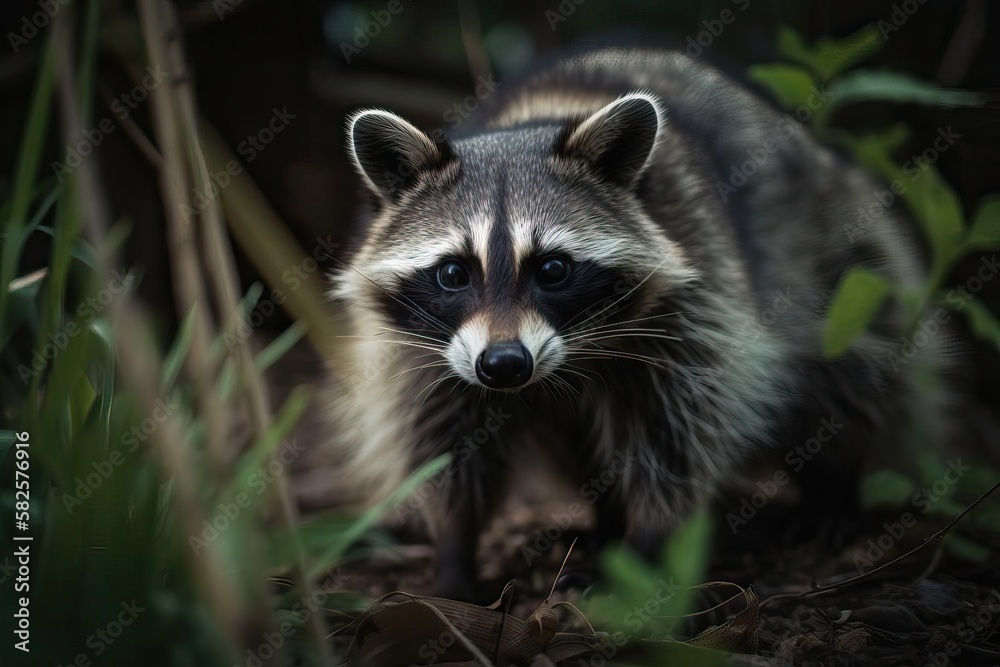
[476,341,533,389]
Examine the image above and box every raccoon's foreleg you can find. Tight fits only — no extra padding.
[425,498,481,600]
[419,433,510,601]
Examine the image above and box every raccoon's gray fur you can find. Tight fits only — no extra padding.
[328,48,950,598]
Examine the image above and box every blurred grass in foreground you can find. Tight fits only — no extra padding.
[0,2,433,665]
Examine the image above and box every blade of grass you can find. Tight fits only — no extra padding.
[198,122,344,359]
[255,322,307,373]
[306,454,451,579]
[1,32,56,321]
[162,306,197,391]
[224,386,310,502]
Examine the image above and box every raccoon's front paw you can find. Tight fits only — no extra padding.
[553,565,603,594]
[431,564,478,602]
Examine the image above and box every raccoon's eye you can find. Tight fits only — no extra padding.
[436,260,471,291]
[536,256,571,289]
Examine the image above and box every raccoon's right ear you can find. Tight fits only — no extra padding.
[347,109,452,203]
[558,92,664,190]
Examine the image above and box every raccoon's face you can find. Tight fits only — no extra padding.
[339,92,695,391]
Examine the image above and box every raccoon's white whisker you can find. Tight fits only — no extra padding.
[562,363,606,397]
[347,334,446,351]
[570,332,683,344]
[559,256,670,334]
[338,334,447,351]
[539,379,560,403]
[389,361,450,382]
[565,312,680,336]
[557,365,598,385]
[564,327,682,343]
[538,375,571,406]
[547,377,569,401]
[376,327,449,346]
[541,373,564,395]
[567,347,666,363]
[416,371,458,406]
[549,374,580,399]
[364,339,446,354]
[565,348,669,370]
[565,324,674,338]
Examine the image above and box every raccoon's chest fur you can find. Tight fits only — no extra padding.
[329,48,945,598]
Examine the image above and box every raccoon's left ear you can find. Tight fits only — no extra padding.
[558,91,664,189]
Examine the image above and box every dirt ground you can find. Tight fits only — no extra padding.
[327,484,1000,666]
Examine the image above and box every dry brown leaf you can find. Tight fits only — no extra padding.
[347,586,616,666]
[347,545,752,666]
[686,584,760,654]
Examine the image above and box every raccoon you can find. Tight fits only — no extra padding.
[328,48,948,598]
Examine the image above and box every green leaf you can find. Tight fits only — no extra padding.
[36,224,97,269]
[774,25,811,69]
[861,468,918,508]
[947,535,991,563]
[0,271,41,349]
[87,318,116,443]
[660,509,711,589]
[960,297,1000,348]
[818,70,983,127]
[0,430,15,468]
[964,196,1000,250]
[822,267,893,358]
[926,497,967,517]
[603,545,657,599]
[777,24,883,81]
[747,63,817,110]
[836,125,910,179]
[587,545,683,639]
[583,512,712,640]
[809,25,883,80]
[902,168,965,266]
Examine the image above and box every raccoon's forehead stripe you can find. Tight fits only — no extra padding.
[511,220,659,270]
[468,212,492,279]
[510,219,537,266]
[368,210,505,284]
[365,235,465,285]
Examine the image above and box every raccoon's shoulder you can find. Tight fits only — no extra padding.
[486,48,773,138]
